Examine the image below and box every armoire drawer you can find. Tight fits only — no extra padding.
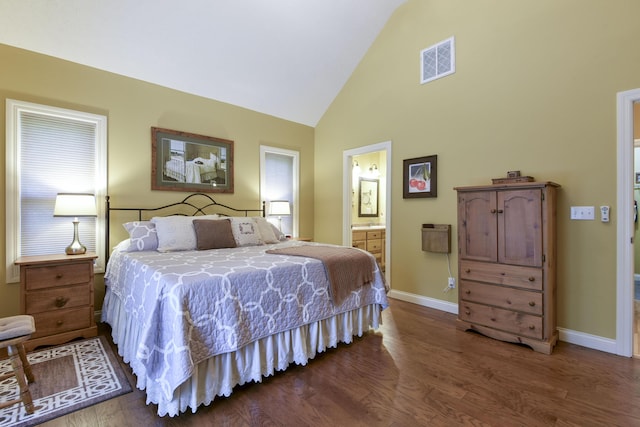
[459,280,543,315]
[459,300,543,340]
[459,260,543,291]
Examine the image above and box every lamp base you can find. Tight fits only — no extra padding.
[65,219,87,255]
[65,243,87,255]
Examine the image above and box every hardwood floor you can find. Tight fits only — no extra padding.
[42,298,640,426]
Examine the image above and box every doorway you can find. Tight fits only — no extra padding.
[343,141,392,287]
[616,89,640,357]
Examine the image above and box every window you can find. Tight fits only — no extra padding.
[6,100,107,282]
[259,146,299,237]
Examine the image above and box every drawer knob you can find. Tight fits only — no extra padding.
[465,310,470,315]
[490,209,497,214]
[56,273,63,279]
[528,276,535,282]
[506,299,512,305]
[465,289,471,295]
[490,317,496,322]
[465,268,471,273]
[529,301,536,307]
[528,325,535,330]
[497,209,504,214]
[56,320,63,326]
[55,297,69,308]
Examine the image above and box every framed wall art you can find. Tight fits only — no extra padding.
[151,127,234,193]
[403,155,437,198]
[358,177,379,217]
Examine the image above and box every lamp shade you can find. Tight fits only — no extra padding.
[53,193,97,217]
[269,200,291,216]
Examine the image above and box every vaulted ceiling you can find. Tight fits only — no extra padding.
[0,0,406,126]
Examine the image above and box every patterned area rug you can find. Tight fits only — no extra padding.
[0,336,132,427]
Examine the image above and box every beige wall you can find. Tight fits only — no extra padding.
[315,0,640,339]
[0,44,315,316]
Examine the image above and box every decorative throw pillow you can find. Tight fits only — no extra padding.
[193,219,236,250]
[151,216,198,252]
[229,217,264,246]
[122,221,158,251]
[253,217,279,244]
[148,215,217,252]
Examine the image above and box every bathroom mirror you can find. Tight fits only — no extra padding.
[358,178,379,217]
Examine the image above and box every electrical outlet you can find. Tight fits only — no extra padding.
[448,277,456,288]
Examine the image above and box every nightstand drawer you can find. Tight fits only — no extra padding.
[25,284,91,314]
[25,262,91,290]
[31,307,92,339]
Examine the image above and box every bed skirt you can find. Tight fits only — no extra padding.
[102,290,384,417]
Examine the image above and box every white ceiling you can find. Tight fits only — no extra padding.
[0,0,406,126]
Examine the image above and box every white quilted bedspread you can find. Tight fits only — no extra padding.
[103,240,388,399]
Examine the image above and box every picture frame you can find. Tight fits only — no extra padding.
[403,155,437,199]
[151,127,234,193]
[635,172,640,186]
[358,177,379,217]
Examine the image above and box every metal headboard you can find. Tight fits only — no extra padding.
[105,192,266,260]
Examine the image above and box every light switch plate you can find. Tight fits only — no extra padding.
[571,206,595,220]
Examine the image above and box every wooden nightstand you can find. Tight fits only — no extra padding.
[15,253,98,351]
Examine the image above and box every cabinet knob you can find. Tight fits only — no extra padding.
[490,209,497,214]
[55,297,68,308]
[497,209,504,214]
[529,301,536,307]
[528,276,535,282]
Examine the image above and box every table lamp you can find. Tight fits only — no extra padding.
[269,200,291,232]
[53,193,97,255]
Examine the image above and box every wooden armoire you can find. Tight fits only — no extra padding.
[455,181,560,354]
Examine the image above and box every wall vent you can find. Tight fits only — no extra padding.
[420,36,455,84]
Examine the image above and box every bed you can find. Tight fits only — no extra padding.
[164,153,220,184]
[101,193,389,416]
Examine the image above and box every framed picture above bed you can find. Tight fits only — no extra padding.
[151,127,234,193]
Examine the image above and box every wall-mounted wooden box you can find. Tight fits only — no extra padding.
[421,224,451,253]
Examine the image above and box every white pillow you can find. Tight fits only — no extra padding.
[253,217,279,244]
[151,215,219,252]
[229,217,264,246]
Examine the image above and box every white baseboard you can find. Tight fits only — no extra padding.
[557,327,617,354]
[387,290,618,355]
[388,289,458,314]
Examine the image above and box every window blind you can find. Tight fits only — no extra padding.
[20,113,97,256]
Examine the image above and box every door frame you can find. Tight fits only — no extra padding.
[343,141,392,286]
[616,88,640,357]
